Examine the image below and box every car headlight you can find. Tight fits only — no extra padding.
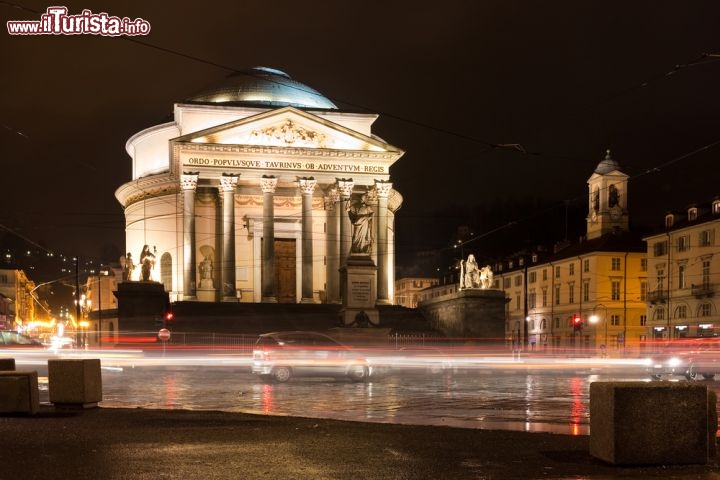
[667,357,682,368]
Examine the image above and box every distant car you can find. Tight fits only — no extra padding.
[647,338,720,380]
[48,335,76,350]
[0,331,44,348]
[251,331,371,383]
[678,338,720,380]
[646,349,690,380]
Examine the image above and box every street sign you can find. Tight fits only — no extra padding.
[158,328,171,341]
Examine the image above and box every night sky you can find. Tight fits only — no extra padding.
[2,1,720,270]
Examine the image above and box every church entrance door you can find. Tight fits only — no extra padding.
[275,239,296,303]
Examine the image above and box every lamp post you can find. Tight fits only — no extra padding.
[589,303,608,352]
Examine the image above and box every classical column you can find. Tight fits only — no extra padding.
[298,177,317,303]
[261,175,278,303]
[375,180,393,305]
[181,172,199,299]
[220,173,239,301]
[325,186,341,304]
[336,178,354,267]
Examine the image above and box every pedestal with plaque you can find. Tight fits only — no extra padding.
[339,254,379,327]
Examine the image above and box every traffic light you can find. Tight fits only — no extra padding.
[572,314,583,331]
[156,309,173,328]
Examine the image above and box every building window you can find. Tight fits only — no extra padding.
[529,290,537,309]
[665,215,674,228]
[555,266,560,278]
[703,260,711,287]
[688,208,698,221]
[542,288,548,307]
[503,277,510,289]
[514,275,522,287]
[655,308,665,321]
[640,258,647,271]
[678,264,687,289]
[656,268,665,291]
[677,235,689,252]
[611,314,620,326]
[699,303,712,317]
[569,263,575,276]
[582,281,589,302]
[714,201,720,215]
[529,271,536,284]
[542,269,547,281]
[640,281,647,301]
[554,285,560,305]
[611,257,621,271]
[654,241,667,257]
[515,294,521,311]
[568,284,575,304]
[640,314,647,326]
[554,317,560,329]
[583,259,590,273]
[675,305,687,319]
[611,280,621,301]
[700,230,712,247]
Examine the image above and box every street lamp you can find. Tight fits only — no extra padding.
[589,303,609,351]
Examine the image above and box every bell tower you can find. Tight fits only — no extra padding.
[586,150,629,240]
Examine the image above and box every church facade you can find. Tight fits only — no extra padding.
[115,67,404,304]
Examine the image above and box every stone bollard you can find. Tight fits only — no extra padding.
[590,381,717,465]
[0,371,39,414]
[48,359,102,408]
[0,358,16,371]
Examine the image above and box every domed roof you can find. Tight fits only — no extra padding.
[185,67,337,110]
[594,149,621,174]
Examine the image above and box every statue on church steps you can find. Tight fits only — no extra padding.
[459,254,494,290]
[347,195,374,255]
[139,245,156,282]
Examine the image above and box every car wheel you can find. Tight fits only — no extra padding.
[702,374,715,380]
[685,371,697,381]
[272,366,292,383]
[650,374,663,380]
[347,365,369,382]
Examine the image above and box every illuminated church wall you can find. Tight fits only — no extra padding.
[117,68,404,305]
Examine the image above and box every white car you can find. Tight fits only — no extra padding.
[251,331,371,383]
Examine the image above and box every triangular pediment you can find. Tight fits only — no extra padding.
[173,106,401,154]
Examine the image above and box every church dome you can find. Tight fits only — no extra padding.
[594,149,621,174]
[184,67,337,110]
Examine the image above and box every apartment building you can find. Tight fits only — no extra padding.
[644,199,720,340]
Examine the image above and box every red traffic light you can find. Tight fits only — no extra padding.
[164,311,174,321]
[572,314,582,325]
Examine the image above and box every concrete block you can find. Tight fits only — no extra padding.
[590,381,716,465]
[48,359,102,408]
[0,358,16,371]
[0,371,39,414]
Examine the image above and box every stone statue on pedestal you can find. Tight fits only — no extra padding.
[347,196,374,255]
[460,254,494,289]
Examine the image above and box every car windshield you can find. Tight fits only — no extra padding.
[258,333,343,348]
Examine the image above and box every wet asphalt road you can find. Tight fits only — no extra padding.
[19,350,718,435]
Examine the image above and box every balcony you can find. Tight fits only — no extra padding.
[691,283,714,299]
[647,290,666,304]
